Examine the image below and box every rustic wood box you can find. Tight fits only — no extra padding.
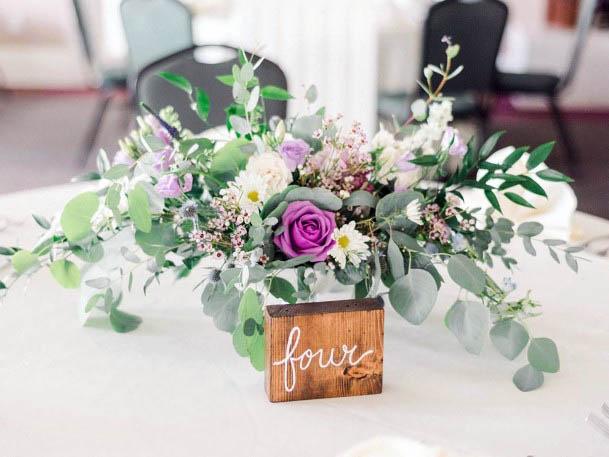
[264,297,384,402]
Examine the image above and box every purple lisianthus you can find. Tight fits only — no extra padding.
[155,173,193,198]
[279,139,311,171]
[441,127,467,157]
[274,201,336,262]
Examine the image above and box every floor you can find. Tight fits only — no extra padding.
[1,91,608,219]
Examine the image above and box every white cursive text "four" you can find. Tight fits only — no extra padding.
[272,326,374,392]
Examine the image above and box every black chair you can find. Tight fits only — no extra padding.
[379,0,508,136]
[136,45,288,131]
[494,0,597,167]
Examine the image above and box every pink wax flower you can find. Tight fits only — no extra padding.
[274,201,336,262]
[279,139,311,171]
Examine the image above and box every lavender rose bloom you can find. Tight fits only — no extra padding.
[274,201,336,261]
[279,139,310,171]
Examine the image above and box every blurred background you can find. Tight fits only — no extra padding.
[1,0,608,218]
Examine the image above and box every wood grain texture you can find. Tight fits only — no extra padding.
[265,297,384,402]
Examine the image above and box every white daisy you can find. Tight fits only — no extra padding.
[329,221,371,269]
[233,170,268,212]
[405,199,423,225]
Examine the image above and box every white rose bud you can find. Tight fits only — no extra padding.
[274,119,286,143]
[411,99,428,122]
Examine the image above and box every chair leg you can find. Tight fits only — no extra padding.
[548,96,578,169]
[79,90,112,167]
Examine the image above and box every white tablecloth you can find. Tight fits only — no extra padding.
[1,183,609,457]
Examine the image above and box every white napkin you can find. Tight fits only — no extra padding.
[339,435,473,457]
[462,146,577,240]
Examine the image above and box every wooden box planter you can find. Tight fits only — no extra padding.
[264,297,384,402]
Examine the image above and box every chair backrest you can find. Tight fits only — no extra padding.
[120,0,193,84]
[136,45,288,131]
[421,0,508,94]
[558,0,597,91]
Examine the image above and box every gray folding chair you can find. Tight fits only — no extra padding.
[495,0,598,166]
[136,45,288,131]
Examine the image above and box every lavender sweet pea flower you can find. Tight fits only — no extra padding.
[395,152,417,172]
[274,201,336,262]
[112,149,134,166]
[153,147,175,172]
[279,139,311,171]
[442,127,467,157]
[145,114,173,146]
[155,174,181,198]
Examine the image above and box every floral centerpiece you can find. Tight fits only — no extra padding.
[0,43,581,391]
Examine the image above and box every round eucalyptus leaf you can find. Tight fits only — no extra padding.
[376,191,422,232]
[49,260,81,289]
[513,364,544,392]
[447,254,486,296]
[528,337,560,373]
[387,239,405,280]
[232,323,249,357]
[285,187,342,211]
[445,300,489,355]
[517,221,544,238]
[343,190,377,208]
[490,319,529,360]
[60,192,100,243]
[11,250,39,275]
[388,269,438,325]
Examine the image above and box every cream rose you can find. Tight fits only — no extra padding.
[246,151,293,196]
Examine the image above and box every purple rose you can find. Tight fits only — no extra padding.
[442,127,467,157]
[274,201,336,262]
[279,139,311,171]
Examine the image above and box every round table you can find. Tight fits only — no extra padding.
[1,184,609,457]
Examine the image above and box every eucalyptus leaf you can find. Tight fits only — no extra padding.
[445,300,489,355]
[266,276,296,304]
[343,190,377,208]
[387,239,405,280]
[447,254,486,296]
[490,319,529,360]
[60,192,100,243]
[103,164,130,180]
[32,214,51,230]
[517,221,543,238]
[49,260,81,289]
[109,307,143,333]
[285,187,342,211]
[565,252,578,273]
[376,191,422,232]
[388,269,438,325]
[513,364,544,392]
[11,250,39,275]
[522,236,536,256]
[128,184,152,233]
[527,337,560,373]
